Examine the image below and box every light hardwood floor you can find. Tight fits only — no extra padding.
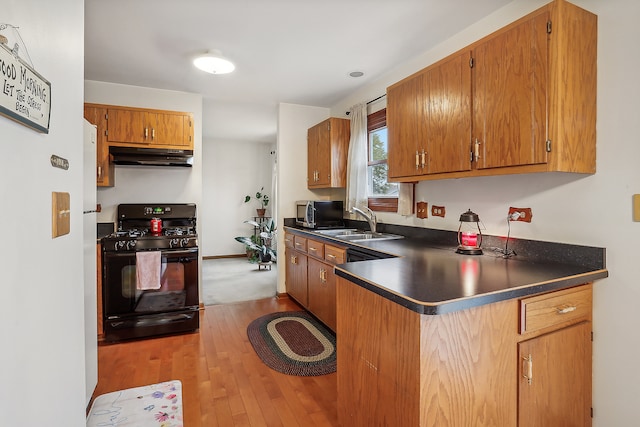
[92,297,338,426]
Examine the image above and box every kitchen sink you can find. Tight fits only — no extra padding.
[334,232,404,242]
[315,229,404,242]
[314,228,359,236]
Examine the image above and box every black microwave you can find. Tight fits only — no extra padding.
[296,200,345,229]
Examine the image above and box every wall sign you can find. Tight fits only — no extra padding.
[50,154,69,170]
[0,41,51,133]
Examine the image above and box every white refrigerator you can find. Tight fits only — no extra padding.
[83,119,98,406]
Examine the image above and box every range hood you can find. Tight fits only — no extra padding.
[109,146,193,167]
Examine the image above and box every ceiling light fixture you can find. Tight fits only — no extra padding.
[349,71,364,78]
[193,50,235,75]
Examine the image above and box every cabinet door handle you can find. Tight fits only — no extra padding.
[327,254,336,259]
[152,128,156,139]
[309,247,317,252]
[421,149,426,168]
[415,151,420,170]
[557,305,577,314]
[144,127,149,138]
[474,138,481,161]
[522,354,533,385]
[320,269,327,282]
[97,165,102,179]
[290,255,297,265]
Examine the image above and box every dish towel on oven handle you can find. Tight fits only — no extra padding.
[136,250,162,290]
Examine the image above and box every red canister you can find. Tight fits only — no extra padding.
[150,218,162,235]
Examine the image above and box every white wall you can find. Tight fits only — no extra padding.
[84,80,203,226]
[275,103,331,292]
[330,0,637,424]
[201,138,275,256]
[0,0,87,425]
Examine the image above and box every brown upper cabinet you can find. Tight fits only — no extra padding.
[84,104,115,187]
[388,50,472,179]
[387,0,597,182]
[105,106,194,149]
[307,117,350,189]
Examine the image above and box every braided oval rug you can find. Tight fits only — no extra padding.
[247,311,336,376]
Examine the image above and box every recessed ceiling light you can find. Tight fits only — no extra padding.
[193,50,235,75]
[349,71,364,78]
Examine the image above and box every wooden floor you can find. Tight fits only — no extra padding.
[92,297,338,426]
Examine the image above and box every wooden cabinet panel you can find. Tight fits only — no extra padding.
[307,118,350,189]
[307,258,337,331]
[520,284,592,334]
[518,321,592,427]
[306,239,324,259]
[387,73,425,178]
[152,112,185,146]
[473,9,548,170]
[388,50,472,179]
[324,244,346,264]
[293,235,307,253]
[83,105,115,187]
[285,247,307,306]
[107,108,148,144]
[283,232,294,249]
[426,51,472,174]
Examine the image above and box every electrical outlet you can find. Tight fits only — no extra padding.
[432,205,446,218]
[508,207,532,222]
[416,201,428,219]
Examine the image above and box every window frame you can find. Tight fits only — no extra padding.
[366,108,398,213]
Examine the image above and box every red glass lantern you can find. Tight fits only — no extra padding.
[456,209,483,255]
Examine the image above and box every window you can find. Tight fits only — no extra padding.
[367,108,398,212]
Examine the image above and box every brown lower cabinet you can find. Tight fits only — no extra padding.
[284,231,345,331]
[337,278,593,426]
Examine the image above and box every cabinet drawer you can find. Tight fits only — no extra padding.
[293,236,308,253]
[307,239,325,259]
[325,244,346,264]
[520,285,592,334]
[284,233,294,249]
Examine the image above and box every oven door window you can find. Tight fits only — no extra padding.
[104,249,198,317]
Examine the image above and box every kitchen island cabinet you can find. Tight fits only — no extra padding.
[337,279,594,426]
[283,224,606,426]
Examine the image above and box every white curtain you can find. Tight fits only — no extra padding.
[346,102,368,211]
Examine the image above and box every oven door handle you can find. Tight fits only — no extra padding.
[159,248,199,257]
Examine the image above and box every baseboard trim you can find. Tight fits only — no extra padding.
[203,254,247,260]
[276,292,289,299]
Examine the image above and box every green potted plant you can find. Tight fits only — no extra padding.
[234,218,277,263]
[244,187,270,217]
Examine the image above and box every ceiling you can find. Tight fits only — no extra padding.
[85,0,512,143]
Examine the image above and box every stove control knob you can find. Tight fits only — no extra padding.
[170,238,179,249]
[181,238,190,247]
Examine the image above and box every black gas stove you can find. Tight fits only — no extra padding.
[102,203,198,252]
[101,203,199,342]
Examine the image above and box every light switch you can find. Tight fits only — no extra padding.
[52,191,70,238]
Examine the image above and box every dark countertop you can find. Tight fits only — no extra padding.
[284,225,608,315]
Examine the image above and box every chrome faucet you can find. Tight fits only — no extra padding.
[351,206,377,234]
